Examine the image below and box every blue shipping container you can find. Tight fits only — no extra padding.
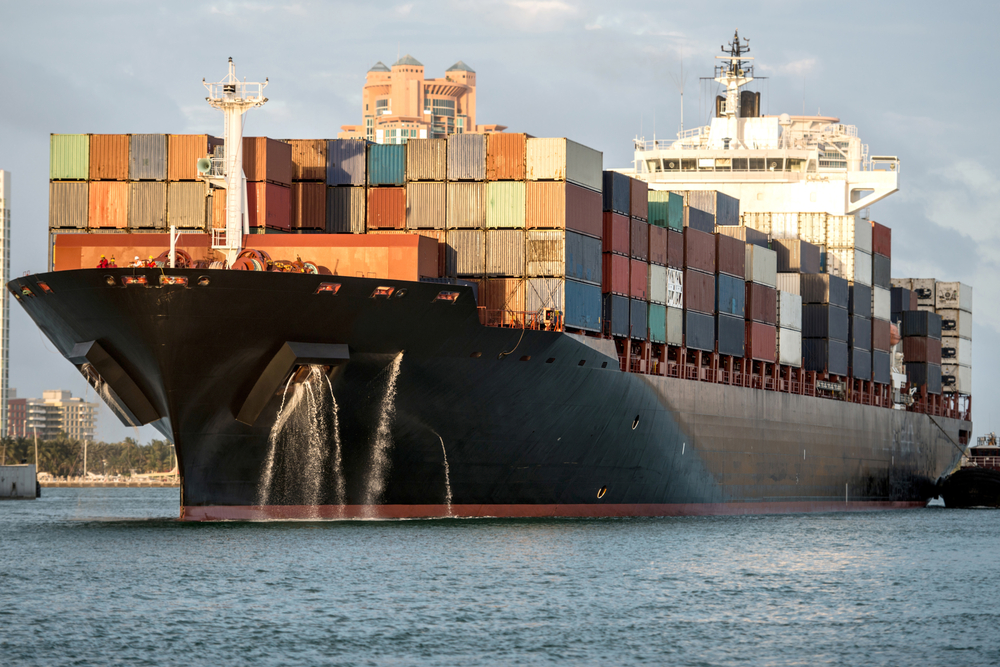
[684,310,715,352]
[368,144,406,185]
[566,231,602,285]
[687,206,715,233]
[565,279,602,332]
[630,298,648,340]
[850,347,872,380]
[715,274,746,318]
[602,171,630,215]
[803,339,849,376]
[873,350,891,384]
[716,313,745,356]
[648,303,667,343]
[327,139,367,185]
[604,293,629,337]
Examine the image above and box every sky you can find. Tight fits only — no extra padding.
[0,0,997,442]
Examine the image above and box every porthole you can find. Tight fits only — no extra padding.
[520,355,531,361]
[197,276,211,286]
[578,360,586,366]
[470,351,482,358]
[601,362,608,368]
[597,486,607,499]
[105,275,116,286]
[631,415,640,430]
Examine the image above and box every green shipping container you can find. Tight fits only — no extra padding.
[485,181,525,229]
[50,134,90,180]
[648,191,683,231]
[667,192,683,231]
[648,303,667,343]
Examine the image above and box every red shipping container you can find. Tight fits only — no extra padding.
[745,283,777,325]
[871,221,892,258]
[746,322,777,361]
[649,225,667,266]
[630,258,648,300]
[872,318,891,352]
[367,187,406,229]
[291,182,326,230]
[683,227,716,273]
[602,212,629,255]
[667,230,684,268]
[683,269,715,314]
[630,177,648,221]
[715,232,745,278]
[903,337,942,364]
[243,137,293,186]
[602,252,629,295]
[630,218,649,261]
[248,182,291,230]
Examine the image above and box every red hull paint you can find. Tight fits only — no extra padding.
[181,501,927,521]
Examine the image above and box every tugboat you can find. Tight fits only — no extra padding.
[940,433,1000,508]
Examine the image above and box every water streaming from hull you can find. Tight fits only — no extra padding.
[362,352,404,511]
[432,429,453,515]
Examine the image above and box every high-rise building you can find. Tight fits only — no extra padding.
[0,171,9,438]
[9,390,98,441]
[338,56,507,144]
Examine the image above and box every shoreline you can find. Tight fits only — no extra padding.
[41,480,179,488]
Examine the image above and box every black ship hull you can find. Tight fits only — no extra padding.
[10,269,966,520]
[940,468,1000,508]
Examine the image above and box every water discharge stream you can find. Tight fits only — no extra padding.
[362,352,404,512]
[432,429,453,515]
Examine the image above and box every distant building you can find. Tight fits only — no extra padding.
[0,171,9,437]
[8,390,98,441]
[338,55,507,144]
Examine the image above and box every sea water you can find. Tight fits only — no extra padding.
[1,488,998,666]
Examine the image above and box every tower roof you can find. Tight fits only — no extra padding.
[446,61,475,73]
[392,54,423,67]
[368,61,390,72]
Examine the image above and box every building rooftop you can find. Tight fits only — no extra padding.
[393,54,423,67]
[446,61,475,73]
[368,61,390,73]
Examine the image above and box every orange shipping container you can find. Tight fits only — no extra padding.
[526,181,602,238]
[291,183,326,230]
[247,182,291,230]
[89,134,129,180]
[286,139,327,181]
[486,133,527,181]
[211,189,226,229]
[88,181,128,228]
[168,135,220,181]
[367,187,406,229]
[243,137,293,186]
[480,278,525,326]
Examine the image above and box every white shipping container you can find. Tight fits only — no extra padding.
[826,214,873,253]
[937,308,973,340]
[740,211,771,234]
[826,247,872,286]
[777,291,803,331]
[941,363,972,394]
[776,273,800,295]
[667,268,684,309]
[745,245,777,287]
[525,138,603,193]
[648,264,667,305]
[910,278,936,307]
[934,281,973,313]
[891,277,913,291]
[525,229,564,277]
[666,306,683,345]
[777,327,802,367]
[769,212,799,239]
[941,335,972,366]
[872,286,890,321]
[797,212,827,246]
[485,229,525,277]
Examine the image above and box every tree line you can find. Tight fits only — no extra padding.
[0,435,175,477]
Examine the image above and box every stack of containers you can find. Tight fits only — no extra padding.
[935,282,973,394]
[49,134,91,232]
[825,215,872,287]
[800,274,850,376]
[687,191,740,227]
[910,278,937,313]
[485,133,526,320]
[714,233,746,357]
[445,134,486,277]
[682,220,716,352]
[744,243,778,362]
[405,138,448,274]
[128,134,168,230]
[648,190,684,344]
[870,221,893,383]
[646,186,669,345]
[901,310,943,394]
[629,178,650,341]
[241,137,292,232]
[89,134,130,231]
[326,138,368,233]
[367,143,407,232]
[168,134,218,231]
[776,288,803,367]
[286,139,327,231]
[890,283,918,326]
[847,283,873,380]
[602,171,631,337]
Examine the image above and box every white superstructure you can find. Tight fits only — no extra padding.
[0,171,9,437]
[631,31,899,218]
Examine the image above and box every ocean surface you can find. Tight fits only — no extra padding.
[1,489,998,666]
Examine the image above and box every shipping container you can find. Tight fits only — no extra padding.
[715,233,745,278]
[448,134,486,181]
[648,303,667,343]
[872,252,891,289]
[892,277,913,291]
[802,304,849,341]
[630,259,648,301]
[910,278,936,307]
[526,138,603,192]
[367,144,406,186]
[406,138,447,181]
[211,188,226,229]
[527,278,602,332]
[647,191,683,231]
[486,181,526,228]
[327,139,367,186]
[241,137,293,186]
[128,134,167,181]
[871,221,891,257]
[685,191,739,226]
[935,281,973,313]
[686,206,715,233]
[604,294,630,337]
[826,214,873,253]
[630,218,649,261]
[777,327,802,367]
[447,182,486,229]
[850,348,872,380]
[716,313,745,356]
[716,274,746,318]
[685,311,715,352]
[291,182,326,230]
[872,318,891,352]
[525,229,601,284]
[667,306,683,345]
[795,212,827,245]
[602,253,629,295]
[826,247,872,286]
[49,182,88,228]
[87,181,128,228]
[873,350,891,384]
[890,286,912,314]
[630,178,648,221]
[744,245,777,287]
[849,315,872,351]
[165,181,207,229]
[717,224,769,249]
[803,338,848,376]
[602,171,630,215]
[602,212,629,255]
[941,363,972,394]
[128,182,166,229]
[776,273,800,296]
[800,274,849,308]
[327,186,366,234]
[246,182,289,230]
[907,362,942,395]
[649,225,667,266]
[284,139,327,182]
[446,229,485,276]
[481,277,525,326]
[50,134,90,180]
[772,239,821,274]
[366,187,406,229]
[406,182,446,229]
[777,291,802,331]
[667,229,684,268]
[88,134,129,181]
[901,310,942,339]
[683,269,714,315]
[168,135,219,181]
[745,321,777,361]
[849,283,872,318]
[630,298,648,340]
[648,263,667,305]
[683,227,716,273]
[903,337,942,364]
[486,133,526,181]
[410,229,447,277]
[667,268,684,309]
[745,282,777,325]
[485,229,525,276]
[872,286,891,321]
[525,181,602,238]
[941,335,972,366]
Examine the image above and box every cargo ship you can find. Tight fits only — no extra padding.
[12,36,973,520]
[939,434,1000,508]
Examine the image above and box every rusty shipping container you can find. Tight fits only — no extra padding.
[406,182,446,230]
[649,225,667,266]
[447,229,485,276]
[406,139,446,181]
[486,133,526,181]
[903,337,943,364]
[630,219,649,261]
[480,278,526,326]
[447,134,486,181]
[746,283,777,325]
[242,137,292,186]
[327,187,366,234]
[367,187,406,229]
[715,233,745,278]
[684,269,715,315]
[211,189,226,229]
[667,230,683,268]
[168,135,219,181]
[603,213,629,255]
[746,322,777,362]
[630,259,648,301]
[286,139,327,181]
[247,182,290,231]
[89,134,129,181]
[683,228,716,273]
[525,181,602,238]
[447,182,486,229]
[88,181,128,228]
[526,138,603,192]
[128,134,167,181]
[49,182,88,229]
[602,253,629,296]
[630,178,648,221]
[128,182,167,229]
[291,182,326,230]
[485,229,525,277]
[525,229,603,283]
